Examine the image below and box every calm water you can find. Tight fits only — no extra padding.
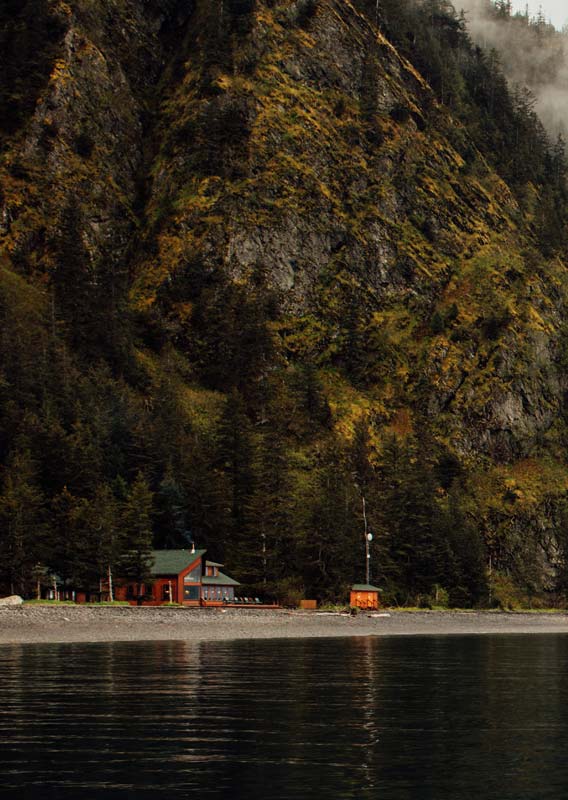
[2,635,568,799]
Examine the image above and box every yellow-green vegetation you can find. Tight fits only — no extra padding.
[24,600,131,606]
[2,0,568,608]
[24,600,78,606]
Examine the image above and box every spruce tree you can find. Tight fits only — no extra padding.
[91,484,120,599]
[50,487,94,592]
[156,465,191,549]
[0,448,47,596]
[217,390,255,556]
[302,441,361,601]
[244,422,297,594]
[118,473,154,602]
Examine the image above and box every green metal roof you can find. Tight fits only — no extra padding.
[202,570,240,586]
[151,549,206,576]
[206,560,224,568]
[351,583,382,592]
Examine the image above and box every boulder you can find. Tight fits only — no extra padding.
[0,595,24,606]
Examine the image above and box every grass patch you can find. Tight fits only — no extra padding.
[23,600,131,606]
[24,600,77,605]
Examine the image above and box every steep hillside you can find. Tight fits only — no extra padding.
[2,0,568,606]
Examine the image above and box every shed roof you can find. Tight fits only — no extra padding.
[206,560,224,568]
[202,571,240,586]
[151,549,206,576]
[351,583,382,592]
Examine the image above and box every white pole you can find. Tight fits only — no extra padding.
[363,496,370,585]
[108,564,114,602]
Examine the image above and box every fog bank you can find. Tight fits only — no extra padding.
[459,0,568,138]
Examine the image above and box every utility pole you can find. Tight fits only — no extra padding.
[362,496,372,584]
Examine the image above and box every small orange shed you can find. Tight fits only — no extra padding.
[350,583,381,610]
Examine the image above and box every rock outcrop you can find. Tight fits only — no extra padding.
[2,0,568,600]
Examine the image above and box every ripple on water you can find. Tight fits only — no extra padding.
[2,636,568,799]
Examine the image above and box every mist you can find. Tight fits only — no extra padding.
[458,0,568,139]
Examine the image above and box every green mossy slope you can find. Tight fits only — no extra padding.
[1,0,568,606]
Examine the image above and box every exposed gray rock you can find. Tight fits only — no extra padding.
[0,596,24,606]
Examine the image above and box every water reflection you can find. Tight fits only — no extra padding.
[2,636,568,798]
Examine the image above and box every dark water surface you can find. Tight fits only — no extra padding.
[2,635,568,799]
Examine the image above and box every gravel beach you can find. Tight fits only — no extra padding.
[2,605,568,644]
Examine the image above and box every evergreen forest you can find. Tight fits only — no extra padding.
[2,0,568,608]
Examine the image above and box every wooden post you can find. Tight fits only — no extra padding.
[168,579,173,604]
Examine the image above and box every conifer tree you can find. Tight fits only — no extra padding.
[217,390,255,554]
[50,487,93,591]
[244,422,297,593]
[376,434,449,603]
[0,448,47,596]
[118,473,154,602]
[156,464,191,549]
[433,482,487,606]
[302,442,361,600]
[52,204,95,350]
[90,484,120,598]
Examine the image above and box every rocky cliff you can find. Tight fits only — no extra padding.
[2,0,568,605]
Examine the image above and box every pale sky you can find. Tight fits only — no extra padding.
[511,1,567,29]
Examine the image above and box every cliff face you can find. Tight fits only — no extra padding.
[2,0,568,603]
[136,0,565,460]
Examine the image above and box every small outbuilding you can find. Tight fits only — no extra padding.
[350,583,381,610]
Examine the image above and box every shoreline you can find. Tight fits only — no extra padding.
[3,606,568,645]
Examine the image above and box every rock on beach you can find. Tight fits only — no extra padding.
[0,595,23,606]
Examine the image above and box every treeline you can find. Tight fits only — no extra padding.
[0,251,488,606]
[3,0,568,608]
[373,0,568,256]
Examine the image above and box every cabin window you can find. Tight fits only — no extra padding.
[185,564,201,582]
[183,585,199,601]
[203,588,208,600]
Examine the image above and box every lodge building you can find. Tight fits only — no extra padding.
[114,548,241,607]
